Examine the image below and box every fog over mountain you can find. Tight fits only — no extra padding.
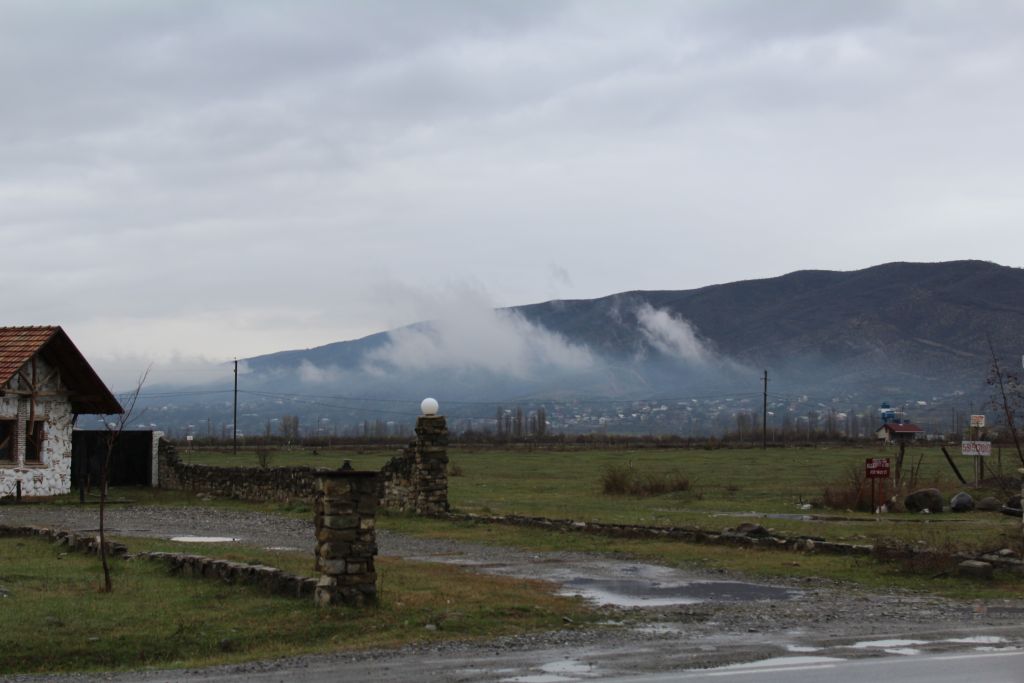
[132,260,1022,434]
[243,259,1018,399]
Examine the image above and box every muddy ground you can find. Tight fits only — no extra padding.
[2,505,1023,681]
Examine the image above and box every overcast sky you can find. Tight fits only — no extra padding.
[3,1,1024,387]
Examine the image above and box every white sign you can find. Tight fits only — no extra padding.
[186,435,194,442]
[970,414,986,428]
[962,440,991,457]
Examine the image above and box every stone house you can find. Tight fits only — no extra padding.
[0,326,121,498]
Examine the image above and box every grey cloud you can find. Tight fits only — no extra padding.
[635,304,710,364]
[363,292,595,378]
[2,1,1024,372]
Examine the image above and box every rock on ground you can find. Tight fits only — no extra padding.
[950,492,974,513]
[904,488,944,513]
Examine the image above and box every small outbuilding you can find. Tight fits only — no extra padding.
[875,421,924,445]
[0,326,121,498]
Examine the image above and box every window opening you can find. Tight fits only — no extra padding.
[0,421,13,462]
[25,420,45,463]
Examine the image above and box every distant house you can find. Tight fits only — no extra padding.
[875,422,924,444]
[0,326,121,498]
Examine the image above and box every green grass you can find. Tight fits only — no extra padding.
[50,442,1023,607]
[439,445,1024,553]
[121,443,1024,553]
[0,536,594,675]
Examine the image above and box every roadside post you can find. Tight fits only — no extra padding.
[962,438,991,487]
[865,457,890,513]
[969,415,986,482]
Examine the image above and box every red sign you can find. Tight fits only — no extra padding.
[865,457,891,479]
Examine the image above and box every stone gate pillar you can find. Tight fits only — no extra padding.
[413,414,449,514]
[313,471,379,607]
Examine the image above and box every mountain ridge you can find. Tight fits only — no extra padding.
[237,259,1021,403]
[130,260,1024,436]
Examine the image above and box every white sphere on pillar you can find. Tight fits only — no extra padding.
[420,397,439,416]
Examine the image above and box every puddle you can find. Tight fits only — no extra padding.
[847,636,1011,656]
[634,623,686,635]
[849,638,928,650]
[169,536,239,543]
[945,636,1007,644]
[785,645,822,653]
[849,638,927,649]
[717,656,845,670]
[561,578,797,607]
[540,659,596,676]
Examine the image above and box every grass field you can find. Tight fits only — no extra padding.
[184,444,1024,553]
[0,536,593,675]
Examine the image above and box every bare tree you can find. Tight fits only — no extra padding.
[98,368,149,593]
[987,337,1024,468]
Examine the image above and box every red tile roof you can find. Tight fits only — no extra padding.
[0,326,58,386]
[0,326,122,414]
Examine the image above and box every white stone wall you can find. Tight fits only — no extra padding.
[151,431,164,487]
[0,357,77,498]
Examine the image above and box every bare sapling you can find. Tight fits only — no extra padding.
[986,337,1024,468]
[98,368,149,593]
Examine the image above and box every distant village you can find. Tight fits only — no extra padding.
[141,389,987,445]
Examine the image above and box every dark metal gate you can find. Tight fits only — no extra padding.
[71,430,154,488]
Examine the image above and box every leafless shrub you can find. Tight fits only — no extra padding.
[255,446,274,469]
[601,464,633,495]
[822,465,872,512]
[601,464,691,496]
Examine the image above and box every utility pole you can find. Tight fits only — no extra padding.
[233,358,238,455]
[762,370,768,450]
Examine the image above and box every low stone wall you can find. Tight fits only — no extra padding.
[379,415,449,514]
[139,551,317,598]
[0,524,317,598]
[159,428,451,515]
[431,511,1024,573]
[433,511,872,554]
[158,439,327,503]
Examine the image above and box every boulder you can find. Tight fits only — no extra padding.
[976,496,1002,511]
[957,560,994,580]
[904,488,944,513]
[1007,494,1022,510]
[950,492,974,512]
